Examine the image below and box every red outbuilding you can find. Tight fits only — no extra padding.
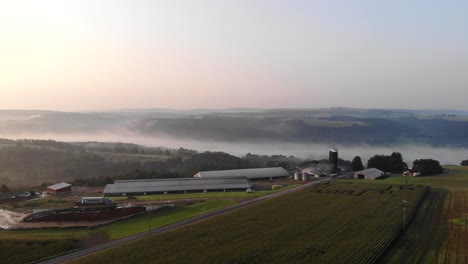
[47,182,72,195]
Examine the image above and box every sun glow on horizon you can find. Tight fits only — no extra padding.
[1,1,468,111]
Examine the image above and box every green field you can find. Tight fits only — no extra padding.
[68,182,427,264]
[0,239,80,264]
[381,187,468,263]
[98,200,235,239]
[353,165,468,263]
[0,186,299,264]
[341,166,468,187]
[0,200,234,264]
[0,227,90,264]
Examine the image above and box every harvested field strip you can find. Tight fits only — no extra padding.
[442,190,468,263]
[381,187,468,264]
[69,182,428,264]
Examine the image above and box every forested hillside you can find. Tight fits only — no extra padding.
[1,108,468,147]
[0,139,300,188]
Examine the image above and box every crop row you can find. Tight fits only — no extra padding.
[69,182,429,264]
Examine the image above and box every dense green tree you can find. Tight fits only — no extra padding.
[389,152,407,173]
[412,159,444,176]
[351,156,364,171]
[367,152,407,173]
[367,155,391,172]
[461,160,468,166]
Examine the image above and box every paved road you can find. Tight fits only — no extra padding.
[39,179,329,264]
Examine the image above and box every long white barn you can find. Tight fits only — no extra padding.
[194,167,290,180]
[103,178,251,196]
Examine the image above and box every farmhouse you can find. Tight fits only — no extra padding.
[194,167,289,180]
[354,168,385,180]
[103,177,251,196]
[47,182,72,195]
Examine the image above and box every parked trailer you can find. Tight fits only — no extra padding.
[81,197,113,205]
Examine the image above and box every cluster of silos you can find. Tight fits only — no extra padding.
[294,171,310,181]
[294,148,338,182]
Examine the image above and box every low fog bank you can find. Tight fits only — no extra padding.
[2,132,467,165]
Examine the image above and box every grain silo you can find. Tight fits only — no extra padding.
[329,148,338,173]
[294,172,302,181]
[302,172,310,182]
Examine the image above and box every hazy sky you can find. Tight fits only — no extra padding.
[1,0,467,111]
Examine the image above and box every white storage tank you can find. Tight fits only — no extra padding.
[294,172,302,181]
[302,172,310,182]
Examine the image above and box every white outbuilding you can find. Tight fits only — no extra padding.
[353,168,385,180]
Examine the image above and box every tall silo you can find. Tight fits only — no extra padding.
[329,148,338,173]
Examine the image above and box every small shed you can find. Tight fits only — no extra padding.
[47,182,72,195]
[354,168,385,180]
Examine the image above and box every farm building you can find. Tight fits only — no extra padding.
[103,178,251,196]
[354,168,385,180]
[47,182,72,195]
[301,164,336,178]
[194,167,289,180]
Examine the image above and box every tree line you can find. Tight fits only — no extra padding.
[0,139,303,189]
[351,152,444,176]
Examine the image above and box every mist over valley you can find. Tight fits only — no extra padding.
[1,108,468,165]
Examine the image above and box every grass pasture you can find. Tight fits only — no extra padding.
[341,166,468,187]
[69,182,428,264]
[0,228,89,264]
[98,200,235,239]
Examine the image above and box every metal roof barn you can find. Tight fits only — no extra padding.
[194,167,289,180]
[354,168,385,180]
[103,178,251,196]
[47,182,72,195]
